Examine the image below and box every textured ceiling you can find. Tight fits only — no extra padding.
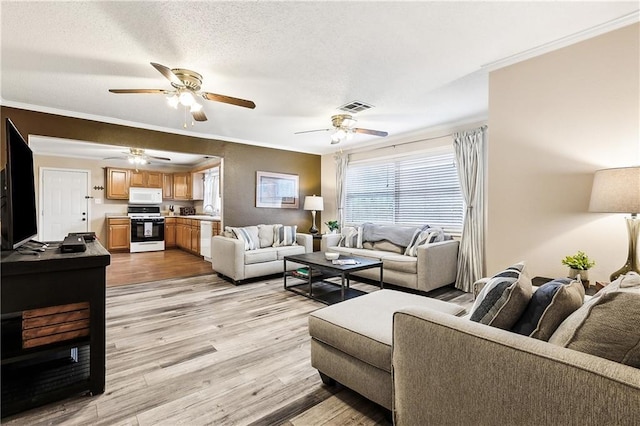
[1,1,638,155]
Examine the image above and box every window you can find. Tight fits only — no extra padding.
[344,150,464,234]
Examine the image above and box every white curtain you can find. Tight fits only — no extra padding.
[203,167,220,214]
[334,151,349,229]
[453,126,487,292]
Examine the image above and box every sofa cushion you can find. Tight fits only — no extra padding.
[469,262,532,330]
[273,225,297,247]
[229,226,260,250]
[308,289,466,373]
[549,272,640,368]
[511,278,584,341]
[372,240,404,254]
[258,224,279,248]
[275,244,306,259]
[244,248,278,265]
[382,255,417,274]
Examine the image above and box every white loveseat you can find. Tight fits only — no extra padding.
[321,224,459,293]
[211,224,312,284]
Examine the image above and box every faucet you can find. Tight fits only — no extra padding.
[203,204,214,215]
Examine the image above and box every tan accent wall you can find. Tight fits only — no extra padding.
[1,107,321,242]
[487,23,640,282]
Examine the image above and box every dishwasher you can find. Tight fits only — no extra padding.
[200,221,212,262]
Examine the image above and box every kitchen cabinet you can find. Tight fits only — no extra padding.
[130,170,162,188]
[175,218,200,255]
[162,173,173,200]
[173,173,191,200]
[107,218,130,252]
[164,217,176,248]
[191,172,204,201]
[106,168,130,200]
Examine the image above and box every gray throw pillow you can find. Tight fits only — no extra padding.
[549,272,640,368]
[469,262,532,330]
[511,278,585,341]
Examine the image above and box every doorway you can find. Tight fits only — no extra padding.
[39,167,91,241]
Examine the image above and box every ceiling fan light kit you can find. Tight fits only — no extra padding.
[109,62,256,126]
[297,114,388,145]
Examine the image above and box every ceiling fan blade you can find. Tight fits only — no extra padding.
[354,128,388,137]
[103,156,127,160]
[202,92,256,109]
[294,128,332,135]
[191,109,208,122]
[108,89,169,94]
[148,155,172,161]
[150,62,183,86]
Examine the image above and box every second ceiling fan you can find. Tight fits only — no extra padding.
[109,62,256,124]
[296,114,388,144]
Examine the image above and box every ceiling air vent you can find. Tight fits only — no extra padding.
[338,101,373,114]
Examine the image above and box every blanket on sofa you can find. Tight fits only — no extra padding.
[361,223,422,247]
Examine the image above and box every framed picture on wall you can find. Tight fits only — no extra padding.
[256,171,299,209]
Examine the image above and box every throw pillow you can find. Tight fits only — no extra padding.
[372,240,404,254]
[273,225,298,247]
[469,262,532,330]
[338,226,363,248]
[549,272,640,368]
[511,278,584,341]
[403,227,444,257]
[229,226,260,250]
[257,224,279,248]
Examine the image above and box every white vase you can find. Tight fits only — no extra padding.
[568,268,590,289]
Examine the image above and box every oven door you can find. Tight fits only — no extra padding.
[130,218,165,243]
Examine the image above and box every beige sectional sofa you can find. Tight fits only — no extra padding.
[211,224,312,284]
[321,226,458,293]
[310,268,640,425]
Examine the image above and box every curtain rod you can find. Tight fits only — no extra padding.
[354,124,488,153]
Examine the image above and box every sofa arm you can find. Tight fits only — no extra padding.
[321,233,341,251]
[211,235,245,281]
[296,233,313,253]
[392,307,640,426]
[415,240,459,292]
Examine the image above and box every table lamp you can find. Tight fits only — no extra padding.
[304,195,324,234]
[588,166,640,280]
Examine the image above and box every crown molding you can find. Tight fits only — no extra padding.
[482,10,639,72]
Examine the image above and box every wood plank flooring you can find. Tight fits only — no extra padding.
[107,249,214,287]
[4,250,474,425]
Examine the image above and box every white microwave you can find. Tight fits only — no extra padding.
[129,187,163,205]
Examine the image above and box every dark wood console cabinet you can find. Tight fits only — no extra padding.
[1,241,110,416]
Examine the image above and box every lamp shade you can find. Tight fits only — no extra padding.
[589,166,640,214]
[303,195,324,211]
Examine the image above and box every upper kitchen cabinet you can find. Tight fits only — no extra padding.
[130,170,162,188]
[106,168,130,200]
[191,172,204,201]
[173,173,191,200]
[162,173,173,200]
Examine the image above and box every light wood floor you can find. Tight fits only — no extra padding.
[5,250,474,425]
[106,249,215,287]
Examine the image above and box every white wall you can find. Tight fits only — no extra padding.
[487,23,640,282]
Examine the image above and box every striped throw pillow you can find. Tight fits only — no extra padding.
[273,225,297,247]
[230,226,260,251]
[404,227,444,257]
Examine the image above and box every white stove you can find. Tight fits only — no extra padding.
[128,205,165,253]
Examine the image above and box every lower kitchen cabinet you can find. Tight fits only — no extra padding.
[164,217,176,248]
[174,218,200,255]
[107,218,130,252]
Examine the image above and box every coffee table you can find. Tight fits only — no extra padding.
[283,252,383,304]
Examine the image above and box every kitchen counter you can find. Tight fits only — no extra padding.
[167,215,220,221]
[105,213,129,219]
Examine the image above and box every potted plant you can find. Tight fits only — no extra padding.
[561,251,595,286]
[325,220,340,234]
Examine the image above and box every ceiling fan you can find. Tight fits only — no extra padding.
[104,148,170,166]
[295,114,388,144]
[109,62,256,125]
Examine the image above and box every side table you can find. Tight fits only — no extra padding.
[531,276,601,296]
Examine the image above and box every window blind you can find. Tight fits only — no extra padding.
[345,151,464,234]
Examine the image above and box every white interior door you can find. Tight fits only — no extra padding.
[40,168,91,241]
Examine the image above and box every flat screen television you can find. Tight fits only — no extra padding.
[1,118,38,250]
